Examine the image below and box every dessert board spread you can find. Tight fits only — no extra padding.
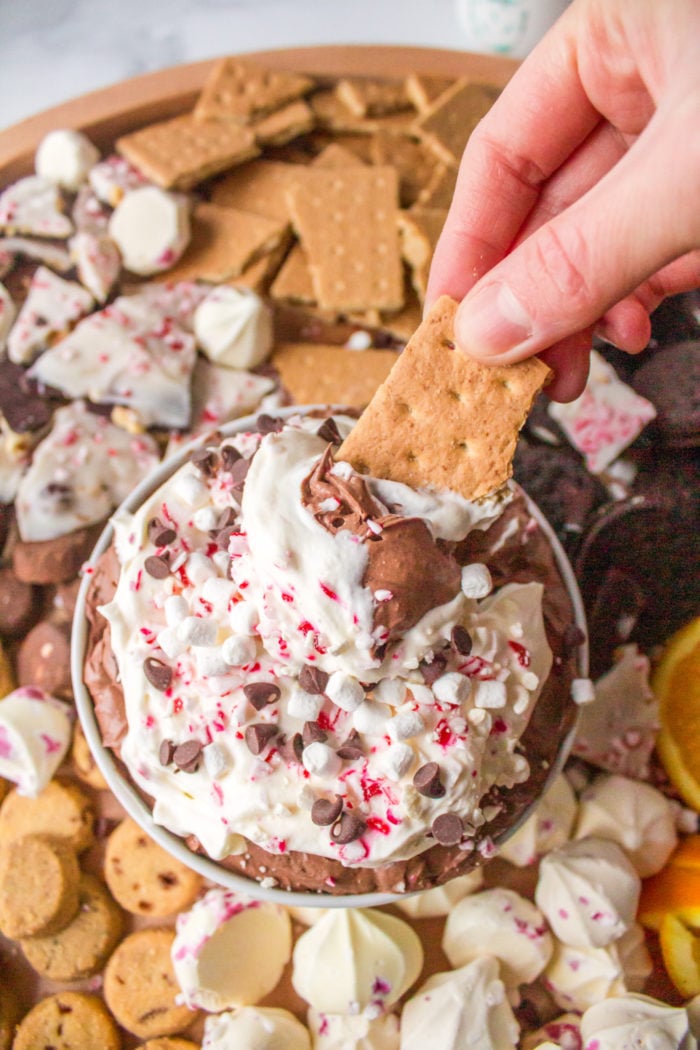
[0,46,698,1050]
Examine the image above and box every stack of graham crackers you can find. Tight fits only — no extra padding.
[116,57,502,405]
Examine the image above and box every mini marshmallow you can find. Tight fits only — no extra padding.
[389,711,425,741]
[156,626,188,660]
[229,602,258,635]
[201,577,237,608]
[302,741,342,778]
[473,680,507,709]
[108,185,190,276]
[380,742,415,782]
[193,505,221,532]
[374,677,406,707]
[461,563,493,599]
[194,285,273,370]
[287,689,324,721]
[203,742,231,780]
[221,635,257,667]
[177,616,218,647]
[35,129,100,191]
[572,678,596,706]
[325,671,364,713]
[432,672,470,706]
[164,594,189,627]
[353,700,391,736]
[185,552,217,587]
[173,470,208,507]
[196,647,231,678]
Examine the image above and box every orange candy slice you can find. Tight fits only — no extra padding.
[659,912,700,998]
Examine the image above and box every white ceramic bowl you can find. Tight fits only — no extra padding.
[71,405,588,908]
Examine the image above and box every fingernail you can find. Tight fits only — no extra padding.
[455,282,533,361]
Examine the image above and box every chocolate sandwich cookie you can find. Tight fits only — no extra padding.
[17,620,72,698]
[631,341,700,448]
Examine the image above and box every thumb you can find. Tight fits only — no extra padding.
[453,103,700,365]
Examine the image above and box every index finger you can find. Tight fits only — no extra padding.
[426,3,600,308]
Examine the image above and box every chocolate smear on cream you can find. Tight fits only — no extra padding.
[301,445,462,643]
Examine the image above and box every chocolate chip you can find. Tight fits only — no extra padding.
[143,657,172,692]
[431,812,464,846]
[215,525,237,551]
[279,732,303,764]
[221,445,242,471]
[413,762,446,798]
[214,506,238,531]
[316,417,342,445]
[229,456,251,492]
[159,739,176,766]
[330,812,367,844]
[311,796,344,826]
[299,665,329,695]
[191,446,218,476]
[256,413,284,435]
[303,720,327,746]
[173,739,202,773]
[419,651,448,685]
[451,625,472,656]
[336,729,364,761]
[148,517,176,547]
[245,723,278,756]
[243,682,281,711]
[144,554,171,579]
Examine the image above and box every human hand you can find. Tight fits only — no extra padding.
[427,0,700,400]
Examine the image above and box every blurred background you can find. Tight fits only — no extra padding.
[0,0,570,129]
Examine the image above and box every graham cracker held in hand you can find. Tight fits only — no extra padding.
[195,57,315,123]
[116,115,259,190]
[286,165,404,313]
[415,79,500,166]
[337,295,551,500]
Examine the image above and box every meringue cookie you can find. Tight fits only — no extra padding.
[520,1013,581,1050]
[172,887,292,1011]
[442,887,553,992]
[396,870,484,919]
[535,837,640,949]
[286,906,329,927]
[498,773,578,867]
[580,993,698,1050]
[543,923,651,1014]
[202,1006,311,1050]
[574,773,678,878]
[292,908,423,1015]
[109,185,190,275]
[307,1008,400,1049]
[400,957,519,1050]
[0,687,72,796]
[35,129,100,192]
[194,285,274,370]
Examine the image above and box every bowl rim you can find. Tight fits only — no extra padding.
[71,404,588,908]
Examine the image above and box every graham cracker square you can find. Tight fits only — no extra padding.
[195,57,315,123]
[311,142,368,168]
[335,77,414,117]
[269,243,316,304]
[253,99,315,146]
[286,165,404,313]
[415,79,499,166]
[405,73,456,113]
[337,295,551,500]
[116,114,259,190]
[210,160,304,223]
[156,201,289,283]
[398,206,448,302]
[370,131,439,207]
[272,342,397,407]
[417,163,457,209]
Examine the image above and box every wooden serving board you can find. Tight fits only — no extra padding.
[0,44,518,184]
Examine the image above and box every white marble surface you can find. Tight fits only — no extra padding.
[0,0,466,132]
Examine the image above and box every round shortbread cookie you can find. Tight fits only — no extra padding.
[70,721,108,790]
[12,991,120,1050]
[0,834,79,939]
[103,927,196,1038]
[135,1040,201,1050]
[0,778,94,852]
[104,817,202,917]
[20,872,124,980]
